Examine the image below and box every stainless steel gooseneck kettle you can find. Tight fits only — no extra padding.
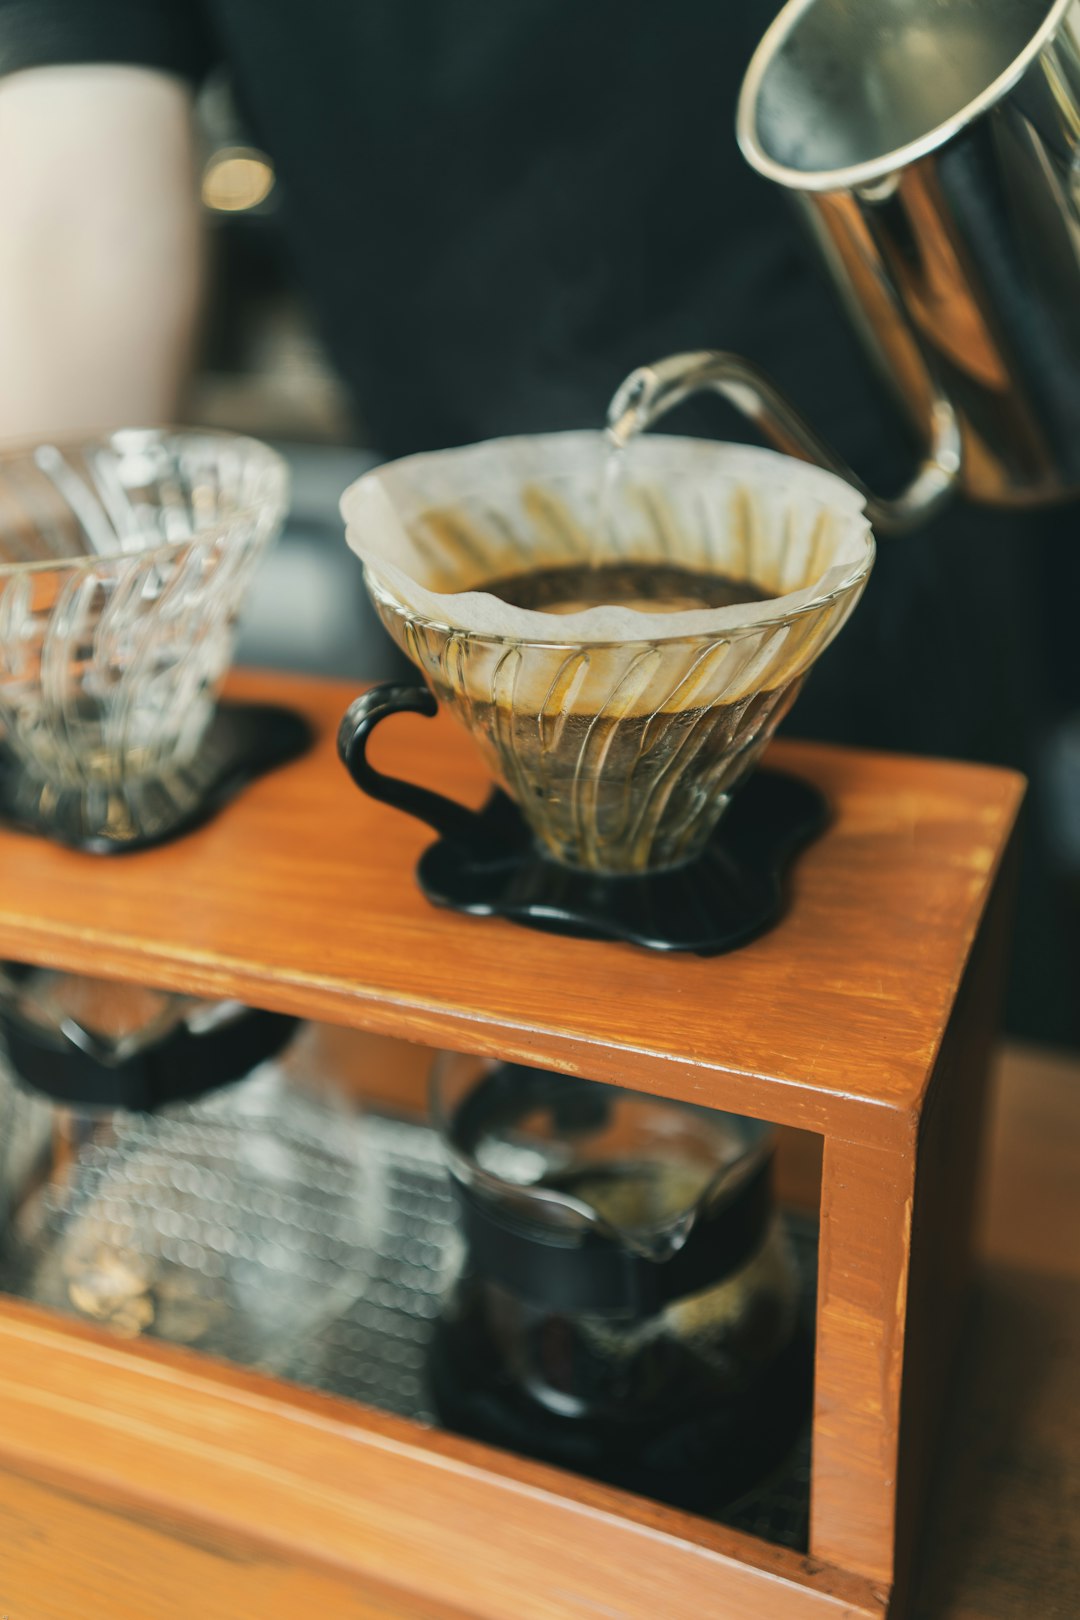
[610,0,1080,534]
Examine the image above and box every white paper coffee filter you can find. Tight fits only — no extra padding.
[341,432,873,645]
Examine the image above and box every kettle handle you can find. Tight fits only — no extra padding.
[607,349,961,535]
[338,683,496,855]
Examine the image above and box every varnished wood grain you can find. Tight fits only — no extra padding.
[0,1463,472,1620]
[812,1135,916,1585]
[891,857,1016,1616]
[810,844,1014,1596]
[0,1296,883,1620]
[0,670,1024,1149]
[300,1023,826,1212]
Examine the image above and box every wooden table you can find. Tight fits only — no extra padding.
[0,1037,1072,1620]
[911,1042,1080,1620]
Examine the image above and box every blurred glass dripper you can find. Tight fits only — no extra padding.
[0,967,377,1367]
[0,429,288,844]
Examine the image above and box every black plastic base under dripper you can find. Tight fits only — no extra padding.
[0,701,314,855]
[416,769,828,955]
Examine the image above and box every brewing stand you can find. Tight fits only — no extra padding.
[0,668,1023,1620]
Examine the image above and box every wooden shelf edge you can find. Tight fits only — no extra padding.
[0,671,1027,1151]
[0,912,919,1150]
[0,1296,886,1620]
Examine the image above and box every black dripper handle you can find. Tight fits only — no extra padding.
[338,683,498,856]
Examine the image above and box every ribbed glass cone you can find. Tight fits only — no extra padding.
[343,433,873,874]
[0,430,288,844]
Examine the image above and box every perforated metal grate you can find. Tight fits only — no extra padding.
[0,1079,814,1550]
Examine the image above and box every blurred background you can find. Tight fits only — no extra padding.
[191,76,383,685]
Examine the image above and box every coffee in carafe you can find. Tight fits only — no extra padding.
[428,1055,811,1513]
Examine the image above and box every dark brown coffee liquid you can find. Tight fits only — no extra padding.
[432,1275,811,1518]
[480,560,769,616]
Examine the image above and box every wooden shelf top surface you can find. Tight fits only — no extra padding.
[0,670,1024,1143]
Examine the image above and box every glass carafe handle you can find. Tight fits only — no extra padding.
[338,683,500,855]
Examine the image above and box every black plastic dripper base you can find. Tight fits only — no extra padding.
[417,768,828,955]
[0,702,314,855]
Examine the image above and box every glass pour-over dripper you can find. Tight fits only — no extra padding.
[340,434,873,878]
[0,429,288,846]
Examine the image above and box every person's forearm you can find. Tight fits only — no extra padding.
[0,64,203,442]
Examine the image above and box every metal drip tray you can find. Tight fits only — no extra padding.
[0,1077,815,1550]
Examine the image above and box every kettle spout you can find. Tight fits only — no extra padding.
[606,349,962,536]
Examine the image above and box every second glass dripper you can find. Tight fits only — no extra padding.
[0,970,373,1367]
[0,430,289,846]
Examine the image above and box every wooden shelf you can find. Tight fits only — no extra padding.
[0,669,1024,1149]
[0,669,1026,1618]
[0,1294,883,1620]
